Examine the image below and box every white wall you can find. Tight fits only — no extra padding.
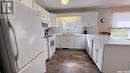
[54,6,130,33]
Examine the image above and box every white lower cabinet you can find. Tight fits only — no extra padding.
[56,35,61,48]
[56,35,87,49]
[68,36,76,48]
[92,39,104,71]
[75,37,82,49]
[86,35,93,57]
[87,35,130,73]
[22,52,46,73]
[60,36,68,48]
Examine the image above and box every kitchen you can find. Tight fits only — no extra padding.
[0,0,130,73]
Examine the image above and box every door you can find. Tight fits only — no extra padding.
[8,2,44,71]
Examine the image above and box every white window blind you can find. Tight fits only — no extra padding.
[112,12,130,28]
[111,12,130,39]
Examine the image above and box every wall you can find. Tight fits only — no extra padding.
[54,6,130,33]
[85,7,130,33]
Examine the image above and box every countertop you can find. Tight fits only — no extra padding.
[52,34,130,45]
[87,34,130,46]
[105,38,130,45]
[51,34,87,36]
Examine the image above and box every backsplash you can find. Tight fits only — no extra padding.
[49,27,84,34]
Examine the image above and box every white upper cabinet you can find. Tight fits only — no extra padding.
[17,0,50,23]
[38,7,50,23]
[49,13,57,27]
[81,12,98,27]
[33,4,50,23]
[43,9,50,23]
[17,0,34,9]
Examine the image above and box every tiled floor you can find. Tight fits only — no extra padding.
[46,49,101,73]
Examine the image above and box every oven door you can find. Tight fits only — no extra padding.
[48,37,56,51]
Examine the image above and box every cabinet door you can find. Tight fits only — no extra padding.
[92,39,99,63]
[19,0,34,8]
[46,11,50,23]
[97,44,104,71]
[33,4,44,21]
[56,36,61,48]
[60,36,68,48]
[22,52,46,73]
[68,36,76,48]
[81,13,87,27]
[81,36,87,49]
[87,35,93,57]
[41,8,46,23]
[34,3,41,11]
[84,12,99,34]
[75,36,82,49]
[92,46,98,63]
[92,38,104,71]
[42,9,50,23]
[49,13,56,27]
[86,12,98,27]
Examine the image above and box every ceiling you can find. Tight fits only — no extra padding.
[35,0,130,11]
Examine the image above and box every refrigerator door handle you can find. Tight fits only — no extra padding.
[8,20,19,69]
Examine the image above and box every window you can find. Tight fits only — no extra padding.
[63,22,76,30]
[57,16,81,30]
[111,12,130,39]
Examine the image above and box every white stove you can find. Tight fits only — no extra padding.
[47,35,56,59]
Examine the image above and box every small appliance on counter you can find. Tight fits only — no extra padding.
[82,27,88,34]
[42,23,51,38]
[44,28,50,38]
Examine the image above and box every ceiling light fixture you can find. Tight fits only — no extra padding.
[61,0,69,5]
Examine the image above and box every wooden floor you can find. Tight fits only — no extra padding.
[46,49,101,73]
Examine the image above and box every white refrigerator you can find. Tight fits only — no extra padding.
[0,1,46,73]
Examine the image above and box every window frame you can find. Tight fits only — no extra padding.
[111,12,130,39]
